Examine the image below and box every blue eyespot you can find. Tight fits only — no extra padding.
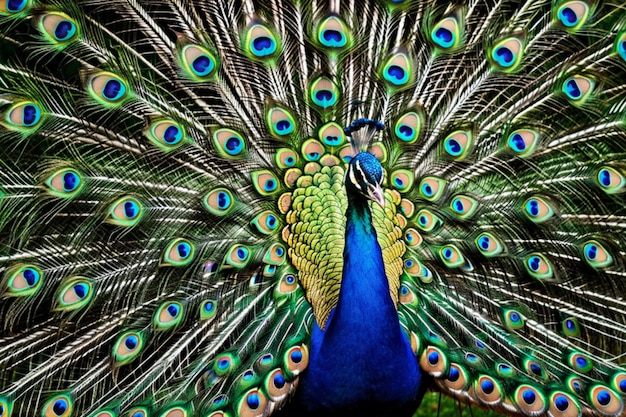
[192,54,215,76]
[73,283,88,299]
[166,303,180,318]
[428,351,440,365]
[527,255,541,271]
[492,46,514,67]
[204,301,214,313]
[6,0,28,13]
[217,192,230,209]
[177,242,191,259]
[555,394,570,411]
[124,200,139,219]
[522,389,536,404]
[237,247,248,260]
[103,79,126,101]
[558,6,578,27]
[290,350,303,363]
[448,366,460,381]
[480,379,494,394]
[52,399,68,416]
[225,136,244,156]
[125,335,139,350]
[54,19,76,41]
[274,371,286,388]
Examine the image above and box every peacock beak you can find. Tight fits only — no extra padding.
[367,183,385,207]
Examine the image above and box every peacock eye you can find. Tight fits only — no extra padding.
[112,331,144,365]
[318,122,346,147]
[6,265,43,296]
[251,170,280,195]
[55,278,94,311]
[107,196,144,226]
[203,188,235,216]
[87,71,130,106]
[309,76,339,108]
[0,0,30,15]
[45,168,84,198]
[263,243,286,265]
[390,169,414,193]
[179,44,218,80]
[42,394,73,417]
[225,244,252,268]
[212,128,247,158]
[38,12,79,44]
[562,75,594,103]
[381,51,412,87]
[200,299,217,320]
[3,101,43,131]
[475,232,505,257]
[317,15,350,50]
[431,16,462,51]
[144,119,186,150]
[419,176,446,201]
[442,130,473,160]
[556,1,591,31]
[266,106,296,138]
[161,238,195,267]
[244,23,280,60]
[489,36,524,72]
[153,301,184,330]
[251,211,281,234]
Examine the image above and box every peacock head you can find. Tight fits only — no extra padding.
[346,152,385,206]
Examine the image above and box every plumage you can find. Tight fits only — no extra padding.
[0,1,625,417]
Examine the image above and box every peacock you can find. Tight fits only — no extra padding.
[1,0,626,416]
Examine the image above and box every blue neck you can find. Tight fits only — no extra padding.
[299,191,422,413]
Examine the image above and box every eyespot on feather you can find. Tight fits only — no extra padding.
[266,106,296,139]
[489,35,524,73]
[474,375,503,405]
[55,277,94,311]
[309,76,339,109]
[0,0,31,16]
[547,391,581,417]
[415,209,442,233]
[514,385,546,415]
[442,130,473,160]
[430,16,463,51]
[107,196,144,227]
[179,44,218,80]
[87,71,130,106]
[153,301,184,330]
[112,331,144,366]
[251,170,280,196]
[161,238,195,267]
[556,1,592,31]
[524,252,554,280]
[394,110,424,144]
[41,394,73,417]
[596,166,625,194]
[419,346,448,377]
[3,100,44,131]
[317,15,351,50]
[5,264,43,296]
[212,128,247,159]
[144,119,186,151]
[45,168,84,198]
[243,23,280,60]
[203,188,235,216]
[37,12,79,44]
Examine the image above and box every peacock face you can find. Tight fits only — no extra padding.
[346,152,385,206]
